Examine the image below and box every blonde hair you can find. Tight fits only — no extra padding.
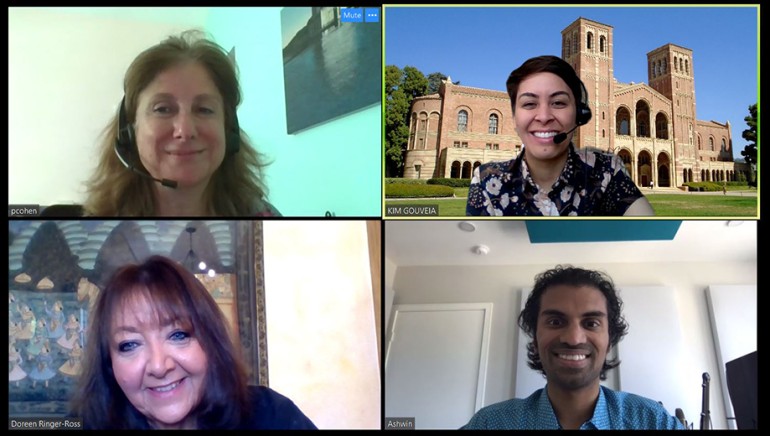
[83,30,270,216]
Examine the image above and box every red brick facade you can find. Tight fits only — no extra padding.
[403,17,749,187]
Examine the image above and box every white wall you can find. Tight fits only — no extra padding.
[390,261,757,429]
[384,256,396,338]
[205,8,381,216]
[263,221,380,429]
[706,285,757,429]
[9,7,207,206]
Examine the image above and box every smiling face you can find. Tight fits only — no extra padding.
[133,61,227,189]
[514,72,577,165]
[109,292,208,429]
[535,284,609,392]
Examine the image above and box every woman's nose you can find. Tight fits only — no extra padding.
[146,344,175,377]
[534,103,555,122]
[173,111,197,141]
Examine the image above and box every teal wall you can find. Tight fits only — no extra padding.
[207,8,382,217]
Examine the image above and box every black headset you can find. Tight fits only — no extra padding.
[114,96,241,171]
[576,79,593,127]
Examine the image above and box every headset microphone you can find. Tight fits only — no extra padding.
[552,79,593,144]
[114,97,178,189]
[553,125,580,144]
[113,143,178,189]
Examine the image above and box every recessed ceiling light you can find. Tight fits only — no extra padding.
[458,222,476,232]
[473,245,490,255]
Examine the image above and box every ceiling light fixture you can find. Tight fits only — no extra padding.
[458,222,476,232]
[473,244,490,255]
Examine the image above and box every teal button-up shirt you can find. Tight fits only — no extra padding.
[462,385,685,430]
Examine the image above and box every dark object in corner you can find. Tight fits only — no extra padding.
[726,351,757,429]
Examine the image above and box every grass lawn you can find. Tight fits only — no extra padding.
[385,191,757,217]
[646,194,757,217]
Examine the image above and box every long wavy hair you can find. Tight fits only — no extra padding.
[83,30,271,216]
[71,255,251,429]
[518,265,629,380]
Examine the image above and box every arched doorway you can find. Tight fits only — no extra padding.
[462,161,472,179]
[450,161,461,178]
[617,149,633,178]
[637,151,652,187]
[657,152,670,187]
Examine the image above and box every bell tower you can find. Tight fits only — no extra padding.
[648,44,696,167]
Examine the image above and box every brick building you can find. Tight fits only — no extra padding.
[403,17,749,187]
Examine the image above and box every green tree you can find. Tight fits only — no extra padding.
[426,72,460,94]
[384,66,428,177]
[740,103,757,187]
[401,66,429,99]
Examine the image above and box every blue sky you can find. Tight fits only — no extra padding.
[385,6,758,161]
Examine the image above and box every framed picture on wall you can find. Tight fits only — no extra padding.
[281,7,381,134]
[8,220,268,417]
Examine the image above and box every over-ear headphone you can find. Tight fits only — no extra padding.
[576,79,592,127]
[114,96,241,165]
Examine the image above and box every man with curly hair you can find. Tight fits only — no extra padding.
[462,266,684,430]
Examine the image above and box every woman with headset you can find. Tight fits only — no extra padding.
[466,55,654,216]
[81,30,280,217]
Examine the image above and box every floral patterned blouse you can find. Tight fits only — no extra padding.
[466,144,644,216]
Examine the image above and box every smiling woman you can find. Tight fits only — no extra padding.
[466,55,654,217]
[82,30,280,217]
[70,255,316,429]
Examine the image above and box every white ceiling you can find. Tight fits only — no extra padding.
[385,221,757,267]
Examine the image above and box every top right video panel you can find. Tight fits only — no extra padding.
[383,6,759,219]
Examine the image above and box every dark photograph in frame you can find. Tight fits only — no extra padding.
[8,220,268,417]
[281,7,381,134]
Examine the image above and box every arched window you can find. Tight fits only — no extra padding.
[663,58,667,73]
[566,38,571,57]
[488,114,498,134]
[721,138,726,151]
[616,107,631,135]
[620,119,629,135]
[600,36,605,53]
[458,110,468,132]
[709,137,714,151]
[679,58,684,73]
[656,118,668,140]
[685,59,689,75]
[674,57,678,72]
[698,136,701,150]
[602,129,605,138]
[587,32,593,50]
[638,121,648,137]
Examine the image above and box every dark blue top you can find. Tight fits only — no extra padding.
[462,385,684,430]
[466,144,644,216]
[77,385,317,429]
[245,385,317,429]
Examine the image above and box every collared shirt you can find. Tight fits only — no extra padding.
[461,385,685,430]
[466,144,644,216]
